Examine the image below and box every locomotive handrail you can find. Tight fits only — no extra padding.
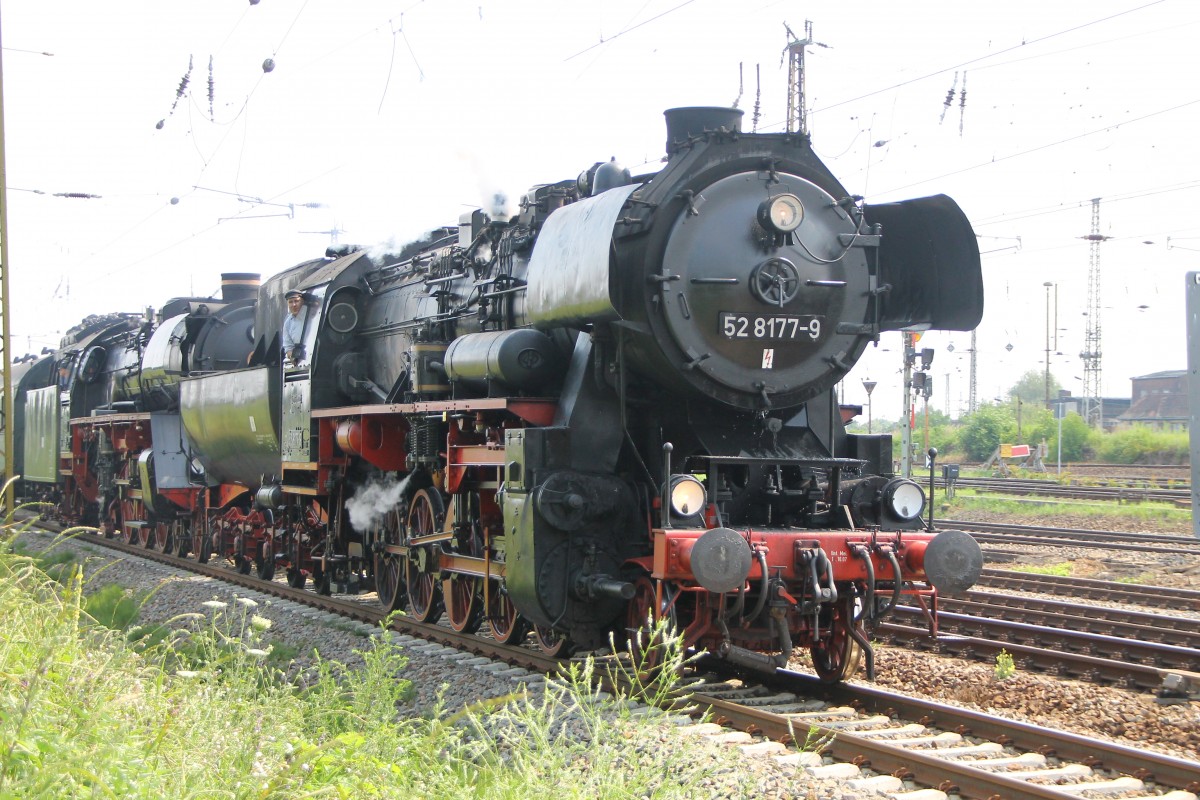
[699,455,867,468]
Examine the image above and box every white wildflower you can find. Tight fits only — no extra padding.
[236,597,259,608]
[246,648,271,659]
[250,615,273,631]
[202,600,228,610]
[175,670,201,679]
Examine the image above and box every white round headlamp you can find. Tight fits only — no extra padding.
[758,193,805,234]
[882,478,925,521]
[668,475,706,519]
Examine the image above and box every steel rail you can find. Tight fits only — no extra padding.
[975,568,1200,611]
[939,592,1200,645]
[946,519,1199,544]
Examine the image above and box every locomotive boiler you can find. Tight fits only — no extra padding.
[29,105,985,682]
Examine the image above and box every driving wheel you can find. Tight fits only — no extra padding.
[403,489,444,622]
[373,507,406,612]
[443,521,484,633]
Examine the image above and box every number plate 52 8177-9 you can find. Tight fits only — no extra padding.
[719,312,822,341]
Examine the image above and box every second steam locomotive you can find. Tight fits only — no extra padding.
[12,106,984,681]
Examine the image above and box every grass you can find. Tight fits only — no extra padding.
[1,511,830,799]
[1007,562,1073,577]
[940,491,1192,529]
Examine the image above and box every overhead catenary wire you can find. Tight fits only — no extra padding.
[867,97,1200,199]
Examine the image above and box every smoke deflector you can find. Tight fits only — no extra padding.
[865,194,984,332]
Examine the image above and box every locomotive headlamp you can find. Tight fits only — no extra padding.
[668,474,707,519]
[758,193,805,234]
[882,478,925,522]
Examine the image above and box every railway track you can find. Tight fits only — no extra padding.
[689,666,1200,800]
[940,477,1190,504]
[22,522,1200,798]
[944,519,1200,556]
[975,567,1200,611]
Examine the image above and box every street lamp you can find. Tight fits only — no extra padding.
[1043,281,1057,407]
[862,379,877,433]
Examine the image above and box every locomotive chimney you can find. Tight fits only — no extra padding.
[664,107,744,157]
[220,272,261,303]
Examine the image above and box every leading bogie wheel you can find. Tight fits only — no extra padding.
[403,488,445,622]
[809,594,863,683]
[486,581,527,644]
[533,624,573,658]
[626,574,679,677]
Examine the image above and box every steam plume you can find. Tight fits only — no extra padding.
[346,473,411,532]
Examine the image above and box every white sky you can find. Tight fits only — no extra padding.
[2,0,1197,419]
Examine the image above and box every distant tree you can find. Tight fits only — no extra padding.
[1052,412,1092,462]
[959,404,1016,460]
[1008,369,1061,407]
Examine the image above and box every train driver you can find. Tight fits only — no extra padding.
[282,289,309,365]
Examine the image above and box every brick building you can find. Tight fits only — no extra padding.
[1116,370,1188,431]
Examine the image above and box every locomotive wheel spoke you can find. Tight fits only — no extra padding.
[486,581,527,644]
[809,594,863,683]
[533,624,572,658]
[374,508,406,612]
[626,575,678,677]
[154,522,172,552]
[443,523,484,633]
[444,573,484,633]
[121,501,138,545]
[403,489,444,623]
[175,521,191,558]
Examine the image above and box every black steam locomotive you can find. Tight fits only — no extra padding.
[11,107,984,681]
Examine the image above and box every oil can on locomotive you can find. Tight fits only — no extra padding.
[290,105,987,680]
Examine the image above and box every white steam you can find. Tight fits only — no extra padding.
[346,473,411,533]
